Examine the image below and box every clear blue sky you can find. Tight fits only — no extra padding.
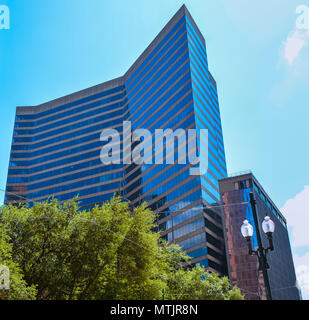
[1,0,308,297]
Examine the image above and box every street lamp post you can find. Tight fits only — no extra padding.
[240,192,275,300]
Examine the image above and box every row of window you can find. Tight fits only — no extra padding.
[30,180,120,203]
[126,31,188,116]
[252,181,287,228]
[171,217,204,241]
[125,16,186,91]
[154,190,202,222]
[15,86,125,122]
[188,40,219,115]
[186,17,224,133]
[10,149,100,172]
[14,95,124,135]
[185,17,208,68]
[7,158,110,182]
[138,175,201,208]
[11,120,122,164]
[188,42,220,123]
[129,62,191,129]
[177,232,206,250]
[188,247,207,259]
[25,167,123,192]
[25,173,121,200]
[13,111,123,144]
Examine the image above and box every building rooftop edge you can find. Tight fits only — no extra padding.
[219,172,287,224]
[124,5,187,79]
[15,6,189,115]
[16,76,125,115]
[15,4,208,115]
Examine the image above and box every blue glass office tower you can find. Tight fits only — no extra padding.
[5,5,228,273]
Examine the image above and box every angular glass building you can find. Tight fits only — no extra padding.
[5,5,228,273]
[219,172,301,300]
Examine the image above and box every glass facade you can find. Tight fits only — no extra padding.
[219,173,301,300]
[5,5,228,273]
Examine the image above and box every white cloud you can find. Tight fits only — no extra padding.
[269,29,309,108]
[282,29,309,65]
[281,186,309,299]
[294,253,309,300]
[281,186,309,248]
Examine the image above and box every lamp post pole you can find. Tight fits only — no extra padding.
[249,192,272,301]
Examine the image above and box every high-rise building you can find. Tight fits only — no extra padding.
[219,172,301,300]
[5,5,228,273]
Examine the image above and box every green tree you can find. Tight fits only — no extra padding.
[0,197,243,300]
[0,224,37,300]
[163,264,243,300]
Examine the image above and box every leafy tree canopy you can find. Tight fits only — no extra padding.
[0,197,243,300]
